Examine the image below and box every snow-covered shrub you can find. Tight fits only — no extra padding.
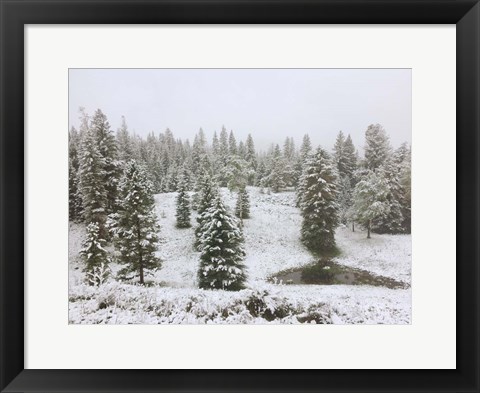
[244,286,295,321]
[296,304,332,324]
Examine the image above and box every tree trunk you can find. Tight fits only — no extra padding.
[367,220,371,239]
[139,262,144,285]
[352,221,355,232]
[137,218,144,284]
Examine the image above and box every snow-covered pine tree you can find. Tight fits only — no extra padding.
[300,134,312,162]
[191,155,211,210]
[110,160,161,284]
[192,128,207,177]
[235,187,251,220]
[91,109,120,214]
[228,130,237,156]
[160,164,178,192]
[282,137,296,187]
[79,222,109,284]
[211,130,220,173]
[333,131,346,175]
[295,134,312,188]
[69,161,82,221]
[343,134,357,181]
[116,116,134,162]
[218,126,230,186]
[175,168,192,228]
[266,144,286,193]
[255,160,267,187]
[398,145,411,233]
[352,170,390,238]
[371,159,404,234]
[69,126,83,221]
[337,175,354,225]
[298,147,339,252]
[364,124,391,171]
[78,128,108,238]
[333,131,357,227]
[194,174,218,249]
[226,156,249,192]
[245,134,257,185]
[197,196,247,291]
[238,140,246,159]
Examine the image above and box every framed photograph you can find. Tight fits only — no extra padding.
[1,0,478,392]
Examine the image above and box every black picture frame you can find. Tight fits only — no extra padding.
[1,1,478,392]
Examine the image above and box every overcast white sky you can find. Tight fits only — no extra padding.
[69,68,411,151]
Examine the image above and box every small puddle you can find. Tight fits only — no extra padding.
[269,260,408,289]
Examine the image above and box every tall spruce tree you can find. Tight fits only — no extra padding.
[364,124,391,171]
[372,159,405,234]
[110,160,161,284]
[352,170,390,238]
[218,126,230,186]
[295,134,312,188]
[116,116,134,162]
[266,144,286,193]
[343,134,357,181]
[194,174,218,249]
[235,188,251,220]
[69,126,83,221]
[298,147,339,252]
[78,129,108,238]
[91,109,120,214]
[333,131,357,227]
[197,196,247,291]
[228,130,237,156]
[245,134,257,185]
[175,168,191,228]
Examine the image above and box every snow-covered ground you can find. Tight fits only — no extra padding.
[69,187,411,324]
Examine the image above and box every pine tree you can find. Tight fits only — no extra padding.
[333,131,347,176]
[338,175,354,225]
[235,188,251,220]
[91,109,120,214]
[192,128,207,176]
[333,131,357,227]
[238,140,246,159]
[300,134,312,162]
[116,116,134,162]
[194,174,218,249]
[69,126,83,221]
[343,134,357,181]
[211,131,220,175]
[245,134,257,185]
[372,159,405,234]
[69,161,82,221]
[352,170,390,238]
[218,126,229,186]
[175,168,191,228]
[364,124,391,171]
[225,156,249,192]
[266,144,286,193]
[197,196,247,291]
[255,160,267,187]
[298,147,339,252]
[110,160,161,284]
[229,130,237,156]
[295,134,312,188]
[78,129,108,238]
[79,222,109,284]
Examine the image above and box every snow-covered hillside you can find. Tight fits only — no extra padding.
[69,187,411,324]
